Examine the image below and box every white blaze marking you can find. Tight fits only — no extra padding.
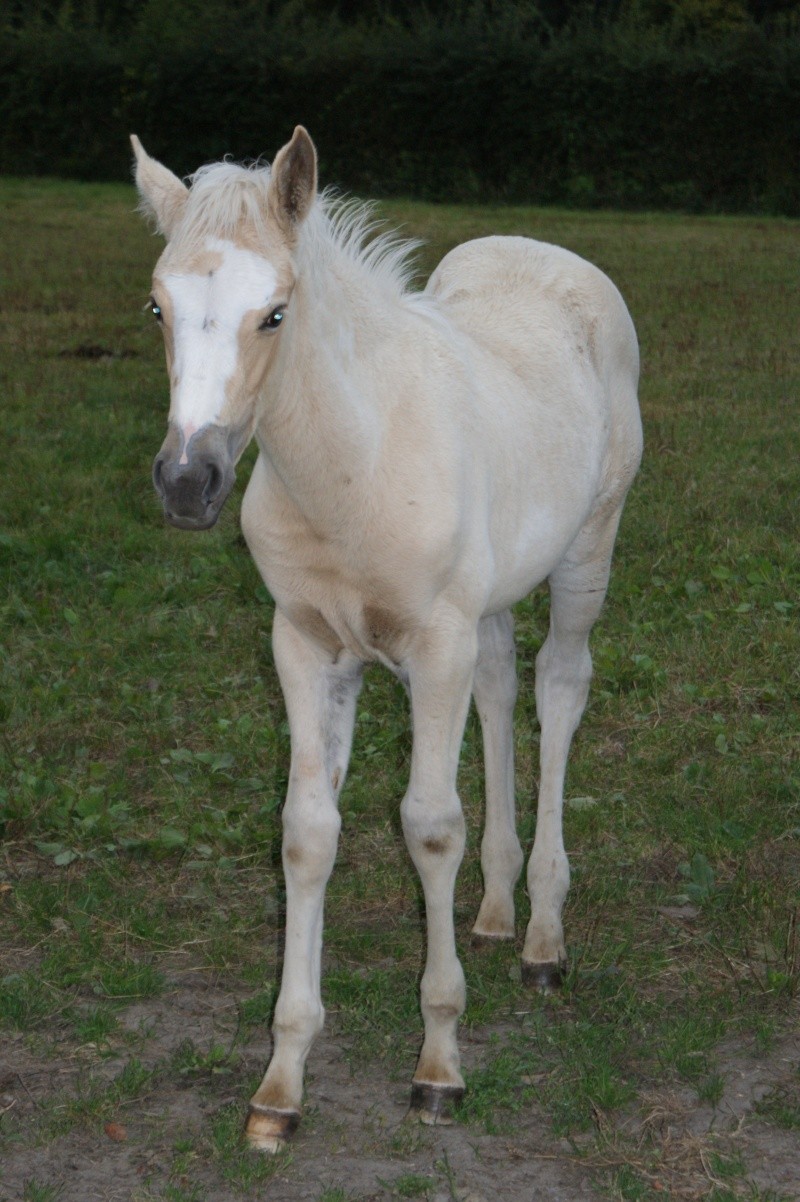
[178,421,198,465]
[164,240,277,449]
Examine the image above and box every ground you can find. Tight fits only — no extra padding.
[1,969,797,1202]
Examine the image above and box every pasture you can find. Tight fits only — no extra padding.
[0,178,798,1202]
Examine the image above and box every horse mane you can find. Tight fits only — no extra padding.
[304,191,422,299]
[173,160,421,301]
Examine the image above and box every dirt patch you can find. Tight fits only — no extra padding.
[0,975,798,1201]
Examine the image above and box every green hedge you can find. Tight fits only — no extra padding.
[1,9,798,212]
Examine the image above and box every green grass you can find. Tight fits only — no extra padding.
[0,178,798,1200]
[21,1184,63,1202]
[382,1174,436,1198]
[754,1076,800,1129]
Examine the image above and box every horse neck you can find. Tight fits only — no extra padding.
[255,214,409,528]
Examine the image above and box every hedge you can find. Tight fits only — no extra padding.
[1,11,798,213]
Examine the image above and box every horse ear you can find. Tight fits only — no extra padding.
[268,126,317,240]
[131,135,188,239]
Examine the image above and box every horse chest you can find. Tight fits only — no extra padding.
[245,478,417,665]
[282,588,411,668]
[272,552,413,668]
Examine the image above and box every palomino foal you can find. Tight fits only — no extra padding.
[133,127,642,1150]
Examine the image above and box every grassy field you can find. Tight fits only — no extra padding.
[0,177,798,1202]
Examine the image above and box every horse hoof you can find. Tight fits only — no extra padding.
[244,1103,300,1153]
[409,1082,464,1126]
[520,959,566,992]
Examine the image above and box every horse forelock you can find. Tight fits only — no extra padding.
[171,160,274,252]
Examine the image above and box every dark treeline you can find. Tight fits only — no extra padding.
[2,0,799,212]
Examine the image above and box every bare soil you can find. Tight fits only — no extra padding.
[1,974,798,1201]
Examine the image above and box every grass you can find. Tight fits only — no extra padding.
[21,1185,63,1202]
[0,177,798,1201]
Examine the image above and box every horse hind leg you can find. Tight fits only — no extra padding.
[471,610,524,940]
[522,507,624,990]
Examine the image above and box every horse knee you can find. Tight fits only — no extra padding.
[282,803,341,884]
[400,792,465,867]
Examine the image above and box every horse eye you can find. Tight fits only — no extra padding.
[260,307,285,331]
[150,300,162,321]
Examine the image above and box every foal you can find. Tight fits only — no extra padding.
[133,126,642,1150]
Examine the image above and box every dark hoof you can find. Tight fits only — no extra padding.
[244,1103,300,1153]
[520,959,566,992]
[409,1082,465,1126]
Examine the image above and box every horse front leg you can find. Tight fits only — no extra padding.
[246,608,363,1152]
[401,618,477,1125]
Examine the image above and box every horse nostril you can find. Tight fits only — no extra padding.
[203,462,223,505]
[152,455,166,496]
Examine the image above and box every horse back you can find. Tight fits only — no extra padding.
[427,236,638,394]
[426,233,641,497]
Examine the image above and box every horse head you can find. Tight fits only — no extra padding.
[132,127,317,529]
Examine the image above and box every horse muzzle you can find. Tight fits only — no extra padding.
[153,423,237,530]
